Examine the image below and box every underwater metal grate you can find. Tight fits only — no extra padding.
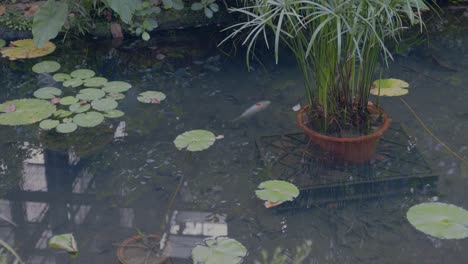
[255,123,438,210]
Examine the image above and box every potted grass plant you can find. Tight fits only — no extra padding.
[221,0,431,163]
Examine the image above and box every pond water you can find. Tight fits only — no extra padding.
[0,11,467,264]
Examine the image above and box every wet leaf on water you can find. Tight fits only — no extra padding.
[0,38,5,48]
[59,96,78,105]
[91,98,118,112]
[4,104,16,113]
[63,78,84,88]
[76,88,106,101]
[102,81,132,93]
[255,180,299,204]
[73,111,104,127]
[53,109,73,118]
[51,97,61,104]
[53,73,71,82]
[49,233,78,256]
[32,61,61,73]
[84,77,108,87]
[33,87,62,99]
[103,109,124,118]
[407,202,468,239]
[192,237,247,264]
[106,92,126,100]
[0,99,55,126]
[69,103,91,113]
[174,130,215,151]
[39,119,59,130]
[70,69,95,79]
[0,39,56,60]
[370,78,410,97]
[137,91,166,104]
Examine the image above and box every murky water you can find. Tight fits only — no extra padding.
[0,11,467,264]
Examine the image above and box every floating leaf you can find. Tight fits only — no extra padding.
[174,130,215,151]
[0,39,5,48]
[103,109,124,118]
[84,77,108,87]
[0,99,55,125]
[73,111,104,127]
[76,88,106,101]
[39,119,59,130]
[0,39,56,60]
[102,81,132,93]
[63,78,84,88]
[59,96,78,105]
[32,61,61,74]
[33,87,62,99]
[49,233,78,255]
[255,180,300,204]
[192,237,247,264]
[137,91,166,104]
[91,98,118,112]
[370,78,410,97]
[407,202,468,239]
[70,69,95,79]
[106,92,126,100]
[53,73,71,82]
[69,103,91,113]
[53,109,72,118]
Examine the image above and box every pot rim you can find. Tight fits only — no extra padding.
[117,234,167,264]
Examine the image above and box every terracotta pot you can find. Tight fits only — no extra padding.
[117,234,168,264]
[296,104,391,164]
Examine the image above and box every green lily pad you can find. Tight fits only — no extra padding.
[174,130,216,151]
[76,88,106,101]
[0,99,55,125]
[60,96,79,105]
[63,78,84,88]
[32,61,61,74]
[56,122,77,133]
[49,233,78,256]
[192,237,247,264]
[53,109,73,118]
[70,69,95,79]
[84,77,108,87]
[106,92,126,100]
[69,103,91,113]
[137,91,166,104]
[102,81,132,93]
[103,109,124,118]
[407,202,468,239]
[0,39,5,48]
[91,98,118,112]
[370,78,410,96]
[73,111,104,127]
[33,87,62,99]
[53,73,71,82]
[39,119,59,130]
[255,180,300,203]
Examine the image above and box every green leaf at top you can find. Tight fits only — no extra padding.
[53,73,71,82]
[370,78,409,97]
[174,130,216,151]
[59,96,79,105]
[192,237,247,264]
[84,77,108,87]
[209,3,219,12]
[191,2,204,10]
[69,103,91,113]
[76,88,106,101]
[70,69,95,79]
[103,109,124,118]
[33,87,62,99]
[49,233,78,255]
[39,119,59,130]
[32,0,68,48]
[73,111,104,127]
[91,98,118,112]
[106,0,139,24]
[137,91,166,104]
[255,180,300,203]
[32,61,61,73]
[406,202,468,239]
[102,81,132,93]
[0,99,55,126]
[63,78,84,88]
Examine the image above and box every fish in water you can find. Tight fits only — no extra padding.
[233,101,271,122]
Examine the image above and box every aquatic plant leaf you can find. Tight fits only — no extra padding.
[106,0,139,24]
[406,202,468,239]
[32,0,68,48]
[192,237,247,264]
[32,61,61,73]
[39,119,59,130]
[73,111,104,127]
[76,88,105,101]
[106,92,126,100]
[91,98,118,112]
[4,104,16,113]
[0,39,5,48]
[84,77,108,87]
[102,81,132,93]
[59,96,78,105]
[53,109,73,118]
[209,3,219,12]
[0,99,55,125]
[0,39,56,60]
[33,87,62,99]
[49,233,78,255]
[191,2,203,10]
[137,91,166,104]
[70,69,95,79]
[53,73,71,82]
[255,180,299,203]
[370,78,410,97]
[174,130,215,151]
[103,109,124,118]
[63,78,84,88]
[69,103,90,113]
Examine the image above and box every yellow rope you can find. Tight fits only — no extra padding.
[400,97,468,165]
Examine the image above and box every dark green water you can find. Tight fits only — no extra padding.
[0,12,467,264]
